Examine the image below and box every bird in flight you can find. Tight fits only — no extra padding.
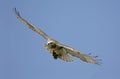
[14,8,101,65]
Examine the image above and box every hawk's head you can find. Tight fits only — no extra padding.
[47,42,56,49]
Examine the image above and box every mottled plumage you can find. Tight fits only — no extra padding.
[14,8,101,65]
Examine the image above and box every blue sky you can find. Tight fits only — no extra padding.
[1,0,120,79]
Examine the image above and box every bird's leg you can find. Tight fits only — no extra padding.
[52,50,59,59]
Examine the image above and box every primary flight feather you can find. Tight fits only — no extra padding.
[14,8,101,64]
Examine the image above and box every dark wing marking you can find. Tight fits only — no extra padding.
[13,8,51,41]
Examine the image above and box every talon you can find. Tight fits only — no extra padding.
[53,50,58,59]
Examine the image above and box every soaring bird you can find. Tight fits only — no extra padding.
[14,8,101,65]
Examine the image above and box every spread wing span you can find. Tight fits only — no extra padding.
[14,8,101,65]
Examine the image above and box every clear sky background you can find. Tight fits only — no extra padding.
[1,0,120,79]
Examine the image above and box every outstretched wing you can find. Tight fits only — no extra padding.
[56,43,101,65]
[13,8,51,41]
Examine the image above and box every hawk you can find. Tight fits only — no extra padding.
[14,8,101,65]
